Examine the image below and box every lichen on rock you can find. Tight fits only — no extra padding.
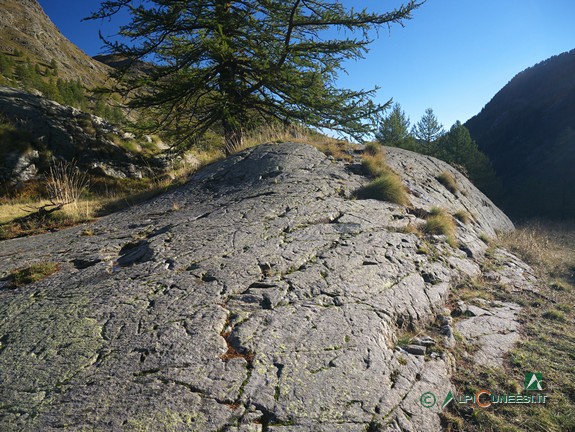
[0,142,524,431]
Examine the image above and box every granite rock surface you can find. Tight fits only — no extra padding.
[0,142,520,431]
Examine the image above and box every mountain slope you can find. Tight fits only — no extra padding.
[0,0,111,88]
[465,49,575,220]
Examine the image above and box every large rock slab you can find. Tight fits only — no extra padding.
[0,143,514,431]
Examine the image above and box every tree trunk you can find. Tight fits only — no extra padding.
[216,0,243,157]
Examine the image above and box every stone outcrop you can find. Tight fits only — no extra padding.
[0,143,523,431]
[0,86,167,184]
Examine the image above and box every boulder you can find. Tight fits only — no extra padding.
[0,143,519,431]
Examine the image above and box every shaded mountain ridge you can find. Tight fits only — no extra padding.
[466,48,575,220]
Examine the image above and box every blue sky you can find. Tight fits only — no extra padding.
[38,0,575,128]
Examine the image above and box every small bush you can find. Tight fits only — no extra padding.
[436,171,458,194]
[423,207,457,247]
[355,171,410,206]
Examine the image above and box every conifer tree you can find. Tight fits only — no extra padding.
[89,1,423,154]
[375,102,417,149]
[436,121,500,194]
[412,107,443,145]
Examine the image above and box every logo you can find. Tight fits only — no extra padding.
[442,390,454,409]
[524,373,543,391]
[420,373,548,410]
[420,392,436,408]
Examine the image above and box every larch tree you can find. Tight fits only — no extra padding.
[89,0,423,155]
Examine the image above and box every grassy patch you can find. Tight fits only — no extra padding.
[422,207,457,247]
[541,309,566,322]
[444,221,575,432]
[119,139,142,154]
[6,262,59,288]
[355,171,410,206]
[0,135,212,240]
[498,220,575,278]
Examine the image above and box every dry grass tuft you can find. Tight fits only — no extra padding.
[46,159,90,206]
[355,171,410,206]
[364,141,381,156]
[499,220,575,281]
[436,171,458,194]
[361,151,388,177]
[423,207,458,247]
[454,209,472,224]
[356,143,410,206]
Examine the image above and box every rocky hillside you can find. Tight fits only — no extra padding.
[0,143,534,431]
[0,86,166,185]
[465,49,575,220]
[0,0,111,88]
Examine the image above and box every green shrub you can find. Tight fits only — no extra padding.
[423,207,457,247]
[355,171,410,206]
[436,171,458,194]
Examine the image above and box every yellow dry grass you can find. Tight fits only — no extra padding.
[499,220,575,280]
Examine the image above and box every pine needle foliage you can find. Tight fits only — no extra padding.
[88,0,423,154]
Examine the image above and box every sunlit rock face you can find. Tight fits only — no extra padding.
[0,142,518,431]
